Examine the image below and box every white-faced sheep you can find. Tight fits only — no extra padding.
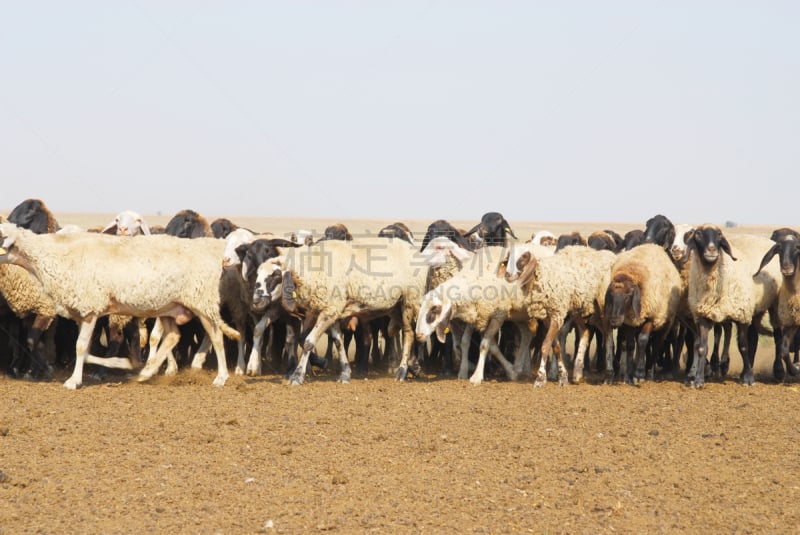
[252,237,427,385]
[685,225,781,387]
[509,245,617,386]
[602,244,682,384]
[101,210,151,236]
[0,224,239,389]
[416,245,525,385]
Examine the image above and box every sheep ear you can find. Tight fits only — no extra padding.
[464,222,482,237]
[631,285,642,320]
[139,220,151,235]
[503,219,517,239]
[514,252,538,291]
[101,222,118,235]
[754,243,780,276]
[282,271,298,313]
[434,299,453,344]
[719,236,737,261]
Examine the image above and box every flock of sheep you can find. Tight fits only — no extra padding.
[1,198,799,391]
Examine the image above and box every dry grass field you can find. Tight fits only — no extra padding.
[1,211,799,534]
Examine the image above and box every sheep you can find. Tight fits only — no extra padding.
[464,212,517,248]
[509,245,617,386]
[555,232,586,251]
[416,245,525,385]
[587,231,618,252]
[419,219,475,252]
[641,214,675,251]
[685,225,782,387]
[755,229,800,379]
[0,224,239,389]
[317,223,353,242]
[252,237,427,385]
[2,200,63,377]
[622,229,644,251]
[378,222,416,246]
[101,210,151,236]
[601,244,682,384]
[8,198,60,234]
[210,218,238,239]
[530,230,557,247]
[164,209,213,238]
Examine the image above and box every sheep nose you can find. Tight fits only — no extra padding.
[415,333,425,342]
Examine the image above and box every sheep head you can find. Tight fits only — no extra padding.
[604,273,642,329]
[252,257,285,313]
[686,225,736,266]
[755,238,800,278]
[642,214,675,251]
[102,210,150,236]
[415,290,453,344]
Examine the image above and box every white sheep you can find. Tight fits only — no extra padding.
[601,244,682,384]
[0,224,239,389]
[252,237,427,385]
[510,245,617,386]
[101,210,151,236]
[685,225,781,387]
[416,245,527,385]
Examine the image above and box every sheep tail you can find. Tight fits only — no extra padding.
[220,320,241,340]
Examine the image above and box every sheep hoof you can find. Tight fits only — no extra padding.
[602,375,614,386]
[773,360,786,382]
[212,375,228,387]
[739,372,755,386]
[63,378,81,390]
[164,366,178,377]
[137,370,155,382]
[234,366,245,376]
[534,372,547,388]
[558,375,568,387]
[469,377,483,385]
[395,366,408,381]
[288,373,304,386]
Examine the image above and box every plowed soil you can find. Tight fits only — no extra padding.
[2,362,800,534]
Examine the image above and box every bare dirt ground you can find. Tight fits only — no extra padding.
[2,214,799,534]
[2,364,800,534]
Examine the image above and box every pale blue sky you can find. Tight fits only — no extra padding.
[1,2,797,225]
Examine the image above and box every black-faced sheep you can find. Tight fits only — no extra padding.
[8,198,60,234]
[164,209,213,238]
[211,218,239,239]
[555,232,586,252]
[464,212,517,248]
[419,220,475,252]
[685,225,781,387]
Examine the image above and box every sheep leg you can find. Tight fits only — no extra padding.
[289,313,337,386]
[709,323,722,376]
[145,318,163,365]
[64,316,99,390]
[571,316,591,384]
[469,316,504,385]
[328,322,351,383]
[190,334,212,369]
[633,321,655,385]
[552,318,572,381]
[535,320,563,388]
[246,314,271,376]
[488,343,517,381]
[716,322,732,378]
[780,325,800,377]
[198,316,230,387]
[688,318,712,388]
[394,306,418,382]
[25,314,55,379]
[138,317,181,380]
[457,324,474,380]
[512,324,533,378]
